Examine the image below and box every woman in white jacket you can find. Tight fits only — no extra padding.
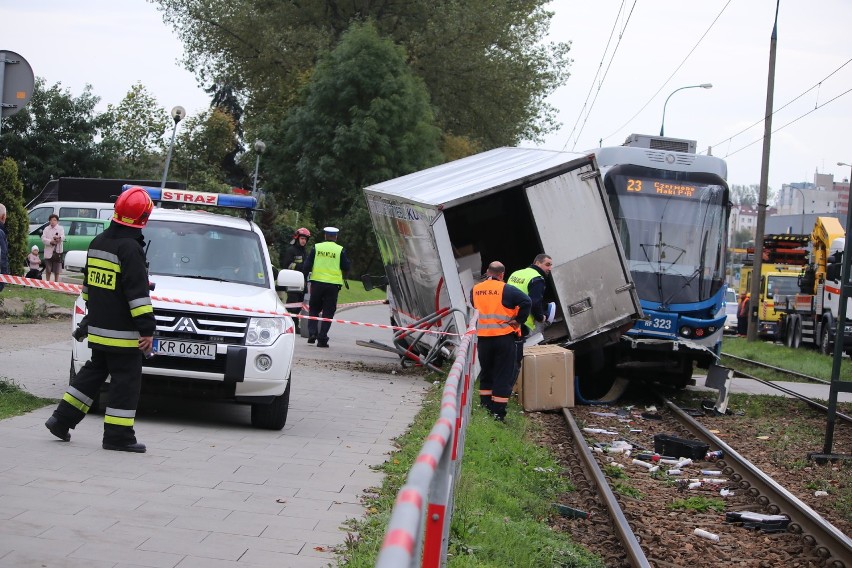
[41,214,64,282]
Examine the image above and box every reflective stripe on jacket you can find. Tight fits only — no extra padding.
[473,279,520,337]
[83,223,155,352]
[310,241,344,285]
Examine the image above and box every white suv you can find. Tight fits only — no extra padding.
[65,189,304,430]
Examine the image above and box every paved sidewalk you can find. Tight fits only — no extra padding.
[0,305,428,568]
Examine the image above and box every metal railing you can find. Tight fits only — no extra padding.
[375,312,478,567]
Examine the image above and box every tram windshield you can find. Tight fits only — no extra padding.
[606,172,729,306]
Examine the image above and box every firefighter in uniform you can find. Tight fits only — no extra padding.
[506,254,553,384]
[471,261,530,421]
[281,227,311,333]
[304,226,351,348]
[45,186,156,453]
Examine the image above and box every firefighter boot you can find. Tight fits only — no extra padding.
[102,441,147,453]
[479,395,493,412]
[45,416,71,442]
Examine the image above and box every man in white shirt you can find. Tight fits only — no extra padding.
[41,214,65,282]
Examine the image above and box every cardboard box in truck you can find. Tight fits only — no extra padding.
[363,147,643,360]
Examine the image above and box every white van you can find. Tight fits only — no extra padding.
[28,201,114,232]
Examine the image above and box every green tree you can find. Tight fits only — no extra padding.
[0,158,29,276]
[730,183,775,207]
[0,78,113,200]
[171,107,239,191]
[153,0,570,148]
[264,20,443,274]
[99,83,170,179]
[732,228,753,249]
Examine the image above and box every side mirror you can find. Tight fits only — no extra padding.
[276,269,305,292]
[64,250,87,273]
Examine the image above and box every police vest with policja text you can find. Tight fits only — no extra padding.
[506,267,541,330]
[310,241,344,285]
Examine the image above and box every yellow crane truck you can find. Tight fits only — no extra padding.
[740,234,809,340]
[775,217,852,355]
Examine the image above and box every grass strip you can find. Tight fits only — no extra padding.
[338,380,604,567]
[0,378,55,420]
[721,336,852,382]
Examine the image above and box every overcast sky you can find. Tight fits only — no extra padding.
[4,0,852,190]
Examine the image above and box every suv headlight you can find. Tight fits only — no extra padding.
[246,317,287,346]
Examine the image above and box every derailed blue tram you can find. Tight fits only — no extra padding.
[590,134,731,392]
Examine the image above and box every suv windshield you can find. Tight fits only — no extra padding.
[145,220,269,287]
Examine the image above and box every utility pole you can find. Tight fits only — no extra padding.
[747,0,780,342]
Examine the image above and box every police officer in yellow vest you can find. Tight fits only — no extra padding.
[471,261,530,421]
[304,226,351,348]
[506,254,553,381]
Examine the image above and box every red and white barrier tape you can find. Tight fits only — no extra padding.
[0,275,471,337]
[0,274,82,295]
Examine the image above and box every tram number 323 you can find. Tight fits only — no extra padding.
[647,318,673,330]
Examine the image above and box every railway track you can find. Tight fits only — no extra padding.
[722,352,831,385]
[547,395,852,567]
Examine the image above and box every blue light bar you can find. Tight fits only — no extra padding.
[121,185,257,209]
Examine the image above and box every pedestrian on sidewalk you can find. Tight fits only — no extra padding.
[41,214,65,283]
[26,245,42,279]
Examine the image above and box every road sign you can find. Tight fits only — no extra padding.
[1,50,34,118]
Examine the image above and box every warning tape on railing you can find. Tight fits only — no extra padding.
[0,274,472,337]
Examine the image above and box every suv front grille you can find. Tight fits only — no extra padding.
[154,309,248,345]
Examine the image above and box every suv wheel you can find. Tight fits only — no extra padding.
[251,376,291,430]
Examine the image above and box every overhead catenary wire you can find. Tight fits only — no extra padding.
[598,0,733,146]
[723,86,852,158]
[570,3,638,150]
[561,0,628,151]
[702,57,852,155]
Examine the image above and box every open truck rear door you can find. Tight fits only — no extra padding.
[525,162,638,342]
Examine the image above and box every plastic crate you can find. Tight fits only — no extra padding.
[654,434,709,460]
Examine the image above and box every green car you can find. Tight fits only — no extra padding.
[28,217,111,264]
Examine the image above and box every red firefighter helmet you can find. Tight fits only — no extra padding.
[113,186,154,228]
[294,227,311,238]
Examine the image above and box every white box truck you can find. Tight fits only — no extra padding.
[363,147,643,367]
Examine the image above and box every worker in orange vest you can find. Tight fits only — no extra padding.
[471,261,530,421]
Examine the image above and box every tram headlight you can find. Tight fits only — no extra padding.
[680,326,692,337]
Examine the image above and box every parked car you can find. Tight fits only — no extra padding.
[724,288,738,334]
[28,201,114,232]
[28,217,111,265]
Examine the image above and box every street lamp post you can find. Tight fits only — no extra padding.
[251,140,266,199]
[160,106,186,190]
[659,83,713,136]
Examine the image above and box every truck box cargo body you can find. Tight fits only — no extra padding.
[363,147,643,355]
